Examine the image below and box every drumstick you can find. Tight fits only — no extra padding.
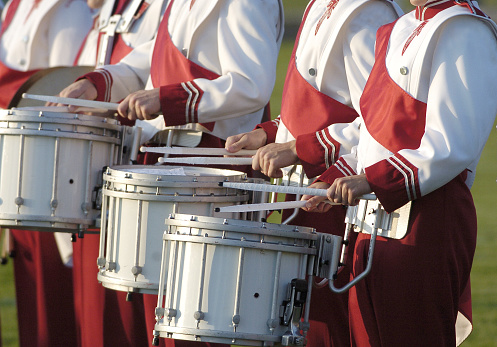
[219,181,377,200]
[158,156,253,165]
[141,146,257,156]
[22,93,119,110]
[214,200,339,213]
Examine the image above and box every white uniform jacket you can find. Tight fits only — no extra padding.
[272,0,402,178]
[0,0,92,70]
[76,0,167,66]
[85,0,284,142]
[320,1,497,212]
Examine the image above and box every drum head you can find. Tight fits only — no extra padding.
[8,66,95,108]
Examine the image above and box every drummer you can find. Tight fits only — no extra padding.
[303,0,497,345]
[54,1,284,346]
[66,0,169,346]
[0,0,93,346]
[224,0,402,345]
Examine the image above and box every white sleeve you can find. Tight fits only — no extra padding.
[98,39,155,102]
[47,0,93,66]
[193,0,282,122]
[342,0,401,113]
[398,17,497,196]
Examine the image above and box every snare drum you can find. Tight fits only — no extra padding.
[153,214,334,346]
[0,107,135,232]
[97,165,255,294]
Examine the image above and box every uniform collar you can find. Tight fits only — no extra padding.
[415,0,455,20]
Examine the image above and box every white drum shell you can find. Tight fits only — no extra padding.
[155,214,318,346]
[98,165,252,294]
[0,108,125,231]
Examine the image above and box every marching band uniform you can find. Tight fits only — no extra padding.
[69,0,168,346]
[316,1,497,345]
[78,1,283,346]
[0,1,92,346]
[82,0,283,158]
[253,0,401,345]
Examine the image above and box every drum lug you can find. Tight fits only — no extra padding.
[155,307,165,322]
[165,308,177,320]
[107,261,117,271]
[97,257,106,267]
[193,310,204,321]
[131,266,142,276]
[15,196,24,206]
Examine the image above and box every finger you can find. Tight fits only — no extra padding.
[67,105,78,112]
[251,152,262,171]
[225,135,243,152]
[117,98,130,120]
[267,162,283,179]
[304,195,325,210]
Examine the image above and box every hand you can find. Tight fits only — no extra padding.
[327,174,372,206]
[301,181,333,213]
[252,140,298,178]
[117,88,161,121]
[47,79,97,111]
[225,128,267,153]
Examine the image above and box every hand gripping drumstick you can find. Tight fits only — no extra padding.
[219,181,376,200]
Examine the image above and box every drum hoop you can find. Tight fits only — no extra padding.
[0,214,94,229]
[97,274,157,294]
[165,218,317,242]
[155,325,281,343]
[162,233,317,255]
[0,128,122,144]
[104,177,249,189]
[0,114,121,131]
[103,189,249,202]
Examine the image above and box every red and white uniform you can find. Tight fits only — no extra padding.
[0,0,92,108]
[70,1,168,347]
[319,1,497,345]
[255,1,401,345]
[83,0,284,146]
[0,1,92,346]
[80,2,283,347]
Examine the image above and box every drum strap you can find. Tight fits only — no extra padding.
[96,0,147,67]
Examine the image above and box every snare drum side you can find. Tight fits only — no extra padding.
[0,109,123,232]
[97,166,251,294]
[154,214,318,346]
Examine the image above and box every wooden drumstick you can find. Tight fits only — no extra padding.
[158,156,253,166]
[140,146,257,156]
[214,200,339,213]
[22,93,119,110]
[219,181,377,200]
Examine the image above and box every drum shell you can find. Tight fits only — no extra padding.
[0,108,124,231]
[98,165,252,294]
[155,214,318,346]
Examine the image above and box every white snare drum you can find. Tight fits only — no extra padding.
[0,107,134,232]
[153,214,338,346]
[97,165,255,294]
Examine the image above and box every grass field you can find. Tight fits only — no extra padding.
[2,2,497,346]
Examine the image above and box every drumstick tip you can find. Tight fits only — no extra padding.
[218,182,224,187]
[214,207,221,212]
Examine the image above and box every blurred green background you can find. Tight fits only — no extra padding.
[1,1,497,346]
